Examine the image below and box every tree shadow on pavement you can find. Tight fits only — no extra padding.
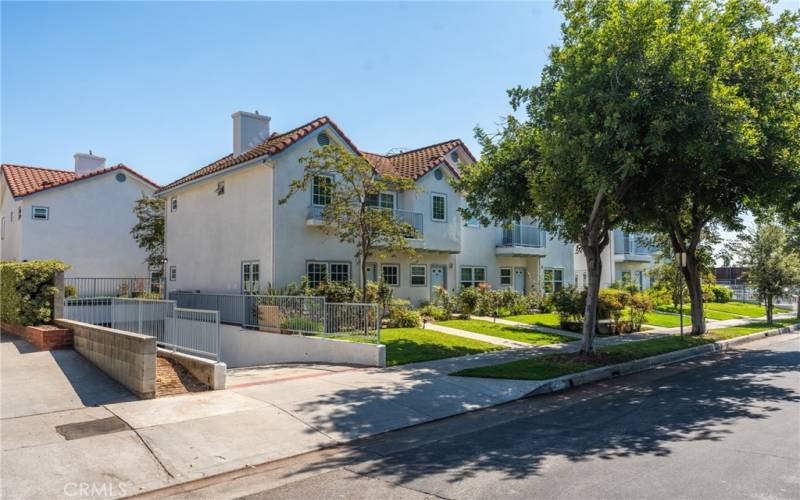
[288,343,800,487]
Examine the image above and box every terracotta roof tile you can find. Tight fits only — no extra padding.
[2,163,159,198]
[157,115,477,193]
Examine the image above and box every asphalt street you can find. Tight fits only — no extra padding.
[145,333,800,500]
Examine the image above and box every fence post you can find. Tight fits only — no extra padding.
[376,304,381,345]
[138,300,143,334]
[215,311,221,362]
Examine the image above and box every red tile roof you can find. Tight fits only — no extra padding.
[157,116,476,193]
[2,163,159,198]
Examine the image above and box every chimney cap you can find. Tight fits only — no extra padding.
[231,110,271,121]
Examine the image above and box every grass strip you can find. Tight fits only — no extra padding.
[438,319,575,345]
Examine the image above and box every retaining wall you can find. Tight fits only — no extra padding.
[157,348,227,389]
[221,326,386,368]
[54,319,156,399]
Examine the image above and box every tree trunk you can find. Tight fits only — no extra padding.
[681,251,706,336]
[766,295,773,326]
[581,244,603,354]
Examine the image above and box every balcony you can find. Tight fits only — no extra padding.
[496,224,547,256]
[307,205,424,239]
[613,230,654,262]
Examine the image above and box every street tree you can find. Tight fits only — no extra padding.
[622,0,800,334]
[131,194,165,272]
[280,145,418,303]
[737,222,800,325]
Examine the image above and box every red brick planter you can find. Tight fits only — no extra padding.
[1,322,73,350]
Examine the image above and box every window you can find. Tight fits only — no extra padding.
[169,266,177,281]
[543,268,564,293]
[410,265,426,286]
[306,262,328,288]
[431,193,446,222]
[499,268,512,287]
[329,263,350,283]
[381,264,400,286]
[312,175,333,206]
[170,197,178,212]
[242,261,260,293]
[216,181,225,196]
[450,151,459,163]
[116,173,127,183]
[366,192,395,209]
[460,266,486,288]
[433,168,444,181]
[32,206,49,220]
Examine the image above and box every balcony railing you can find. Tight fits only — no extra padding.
[614,230,653,255]
[498,224,546,248]
[308,205,423,238]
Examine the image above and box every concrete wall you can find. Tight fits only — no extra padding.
[55,319,156,399]
[221,326,386,368]
[12,171,155,278]
[157,348,226,390]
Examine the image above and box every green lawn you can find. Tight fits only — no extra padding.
[656,304,740,321]
[438,319,575,346]
[640,311,693,328]
[453,319,799,380]
[502,312,562,329]
[375,328,503,366]
[703,301,768,318]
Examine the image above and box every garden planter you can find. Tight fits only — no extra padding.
[0,322,72,350]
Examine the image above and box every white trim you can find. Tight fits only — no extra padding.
[431,192,447,222]
[311,174,334,207]
[498,267,512,287]
[380,263,400,287]
[410,264,427,287]
[31,206,49,220]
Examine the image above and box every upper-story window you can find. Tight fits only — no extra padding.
[366,192,395,210]
[431,193,447,222]
[32,206,49,220]
[169,266,177,281]
[450,151,459,163]
[216,181,225,196]
[170,197,178,212]
[312,175,333,206]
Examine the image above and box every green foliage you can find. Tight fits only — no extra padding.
[279,144,419,302]
[702,284,733,303]
[130,194,165,269]
[431,286,456,316]
[598,288,629,324]
[387,307,422,328]
[64,284,77,298]
[0,260,69,325]
[281,315,324,334]
[418,305,450,322]
[457,287,480,316]
[550,287,586,322]
[311,280,358,303]
[628,292,654,331]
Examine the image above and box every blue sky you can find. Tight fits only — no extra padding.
[2,1,562,185]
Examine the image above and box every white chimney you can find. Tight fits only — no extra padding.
[232,111,271,156]
[73,151,107,175]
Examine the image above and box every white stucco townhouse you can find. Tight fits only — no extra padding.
[0,153,159,278]
[158,112,577,303]
[573,229,659,290]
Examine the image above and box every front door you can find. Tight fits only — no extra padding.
[430,265,446,292]
[513,267,526,294]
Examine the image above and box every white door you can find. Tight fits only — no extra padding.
[513,268,526,294]
[430,265,446,292]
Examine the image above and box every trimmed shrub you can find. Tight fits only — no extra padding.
[706,284,733,303]
[598,288,629,322]
[311,281,358,303]
[0,260,69,325]
[457,287,480,315]
[387,307,422,328]
[432,286,456,316]
[419,305,449,321]
[551,286,586,322]
[628,292,654,331]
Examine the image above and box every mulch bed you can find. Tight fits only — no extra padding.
[156,356,209,397]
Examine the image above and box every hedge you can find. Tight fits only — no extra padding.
[1,260,68,325]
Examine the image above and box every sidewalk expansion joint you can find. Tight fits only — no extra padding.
[103,405,176,479]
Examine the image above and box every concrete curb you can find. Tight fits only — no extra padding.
[523,323,800,398]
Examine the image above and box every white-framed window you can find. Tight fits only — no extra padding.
[242,261,260,293]
[170,197,178,212]
[450,151,459,163]
[410,265,426,286]
[329,262,351,283]
[306,261,351,288]
[499,267,512,287]
[306,262,328,288]
[381,264,400,286]
[460,266,486,288]
[543,268,564,293]
[169,266,177,281]
[431,193,447,222]
[311,175,333,206]
[32,206,49,220]
[367,192,395,210]
[216,181,225,196]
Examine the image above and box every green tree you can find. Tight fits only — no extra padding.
[280,145,418,302]
[131,194,165,271]
[456,0,688,353]
[738,222,800,325]
[621,0,800,334]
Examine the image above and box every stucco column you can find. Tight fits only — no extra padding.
[52,270,65,320]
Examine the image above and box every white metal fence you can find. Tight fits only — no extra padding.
[170,292,380,342]
[65,277,164,299]
[64,297,221,360]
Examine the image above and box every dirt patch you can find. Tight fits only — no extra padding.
[156,356,209,397]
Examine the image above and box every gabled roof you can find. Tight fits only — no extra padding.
[1,163,159,198]
[156,115,476,194]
